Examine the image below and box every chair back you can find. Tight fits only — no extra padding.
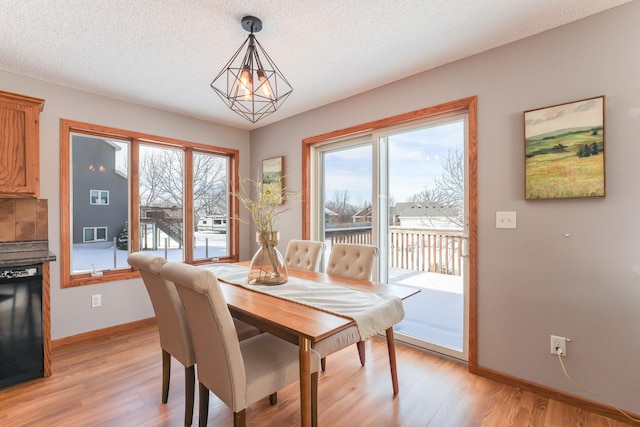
[161,262,247,410]
[284,239,326,271]
[326,243,379,280]
[128,252,194,367]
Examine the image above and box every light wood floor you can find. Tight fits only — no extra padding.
[0,322,632,427]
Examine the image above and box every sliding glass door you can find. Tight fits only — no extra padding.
[377,116,468,360]
[312,113,469,360]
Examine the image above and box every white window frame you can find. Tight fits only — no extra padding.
[83,226,108,242]
[90,189,110,205]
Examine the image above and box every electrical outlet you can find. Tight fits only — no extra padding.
[91,294,102,308]
[550,335,567,356]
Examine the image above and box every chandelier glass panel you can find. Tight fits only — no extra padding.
[211,16,292,123]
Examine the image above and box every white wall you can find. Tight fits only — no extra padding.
[0,71,251,340]
[249,2,640,413]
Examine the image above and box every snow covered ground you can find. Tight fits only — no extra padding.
[71,232,228,273]
[390,268,463,351]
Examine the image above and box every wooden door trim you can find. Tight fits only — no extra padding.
[301,96,478,371]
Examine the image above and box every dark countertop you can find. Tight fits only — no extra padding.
[0,241,56,267]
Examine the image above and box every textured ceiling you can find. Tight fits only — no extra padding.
[0,0,631,130]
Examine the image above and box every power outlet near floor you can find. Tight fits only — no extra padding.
[91,294,102,308]
[550,335,568,357]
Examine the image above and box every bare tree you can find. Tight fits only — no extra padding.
[139,148,227,219]
[325,189,359,224]
[435,148,464,206]
[409,148,464,228]
[139,148,174,207]
[192,153,227,219]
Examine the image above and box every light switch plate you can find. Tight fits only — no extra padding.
[496,211,516,229]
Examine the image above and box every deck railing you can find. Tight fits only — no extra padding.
[389,227,463,276]
[325,225,373,245]
[325,226,463,276]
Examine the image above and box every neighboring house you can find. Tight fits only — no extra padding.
[196,215,227,233]
[391,202,460,229]
[352,206,372,223]
[325,207,339,225]
[348,203,460,228]
[71,135,128,246]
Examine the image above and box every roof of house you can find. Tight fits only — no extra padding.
[392,202,458,218]
[353,206,372,218]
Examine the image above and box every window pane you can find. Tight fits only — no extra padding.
[384,121,466,352]
[321,144,373,255]
[89,190,109,205]
[193,152,229,260]
[72,135,130,273]
[62,119,238,287]
[96,227,107,240]
[83,228,95,242]
[138,144,184,261]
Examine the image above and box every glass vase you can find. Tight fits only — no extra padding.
[248,231,288,285]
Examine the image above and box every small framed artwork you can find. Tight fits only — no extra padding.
[262,156,284,203]
[524,96,605,200]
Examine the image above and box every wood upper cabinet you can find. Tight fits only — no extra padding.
[0,90,45,198]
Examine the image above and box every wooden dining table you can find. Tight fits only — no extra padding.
[207,262,419,427]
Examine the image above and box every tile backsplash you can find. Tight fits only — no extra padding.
[0,198,48,242]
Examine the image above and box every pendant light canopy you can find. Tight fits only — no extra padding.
[211,16,293,123]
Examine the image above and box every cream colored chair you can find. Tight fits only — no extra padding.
[161,261,321,427]
[325,243,379,280]
[315,243,379,371]
[284,239,325,271]
[128,253,260,426]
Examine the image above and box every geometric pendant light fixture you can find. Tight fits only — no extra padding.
[210,16,293,123]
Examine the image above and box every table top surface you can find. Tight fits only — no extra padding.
[212,263,419,344]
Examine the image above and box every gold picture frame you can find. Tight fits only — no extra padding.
[524,96,605,200]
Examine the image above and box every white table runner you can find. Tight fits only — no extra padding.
[201,263,404,340]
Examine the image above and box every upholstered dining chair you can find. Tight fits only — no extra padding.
[325,243,379,281]
[315,243,380,371]
[127,253,260,427]
[284,239,326,272]
[161,261,321,427]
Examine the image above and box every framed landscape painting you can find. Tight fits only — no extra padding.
[262,156,284,203]
[524,96,605,200]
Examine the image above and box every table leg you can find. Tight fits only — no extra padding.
[385,327,399,394]
[299,336,311,427]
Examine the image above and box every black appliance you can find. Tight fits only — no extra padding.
[0,263,43,388]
